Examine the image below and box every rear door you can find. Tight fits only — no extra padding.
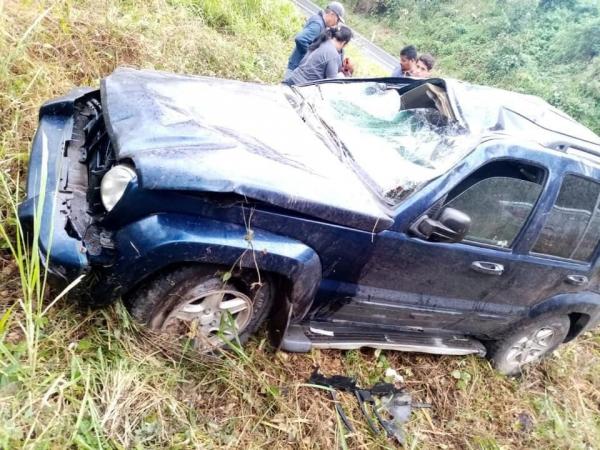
[491,172,600,322]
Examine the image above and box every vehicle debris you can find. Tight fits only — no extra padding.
[308,368,431,445]
[385,367,405,384]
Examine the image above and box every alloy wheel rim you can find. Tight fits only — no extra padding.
[161,288,253,349]
[505,327,556,366]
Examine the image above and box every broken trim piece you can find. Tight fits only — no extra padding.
[311,339,482,355]
[281,324,487,356]
[307,368,432,446]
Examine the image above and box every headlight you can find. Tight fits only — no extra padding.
[100,164,136,211]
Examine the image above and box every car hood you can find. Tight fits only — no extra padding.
[101,68,393,232]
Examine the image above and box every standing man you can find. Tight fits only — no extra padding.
[391,45,417,77]
[285,2,345,79]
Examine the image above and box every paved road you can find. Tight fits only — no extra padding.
[291,0,398,73]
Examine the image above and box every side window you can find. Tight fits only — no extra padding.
[532,175,600,262]
[443,161,545,248]
[446,178,542,247]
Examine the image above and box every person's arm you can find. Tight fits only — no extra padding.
[325,57,339,79]
[295,22,322,52]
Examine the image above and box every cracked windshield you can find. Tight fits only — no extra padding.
[298,82,475,205]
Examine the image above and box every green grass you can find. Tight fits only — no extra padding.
[1,0,600,448]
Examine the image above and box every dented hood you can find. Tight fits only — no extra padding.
[101,68,393,232]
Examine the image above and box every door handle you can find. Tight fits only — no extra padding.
[565,274,588,286]
[470,261,504,276]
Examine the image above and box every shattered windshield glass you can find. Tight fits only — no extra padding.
[296,82,476,206]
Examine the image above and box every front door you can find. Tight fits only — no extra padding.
[314,159,555,336]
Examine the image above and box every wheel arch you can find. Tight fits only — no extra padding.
[565,312,591,342]
[529,292,600,343]
[94,214,323,346]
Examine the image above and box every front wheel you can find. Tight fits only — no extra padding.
[486,315,570,376]
[128,265,273,351]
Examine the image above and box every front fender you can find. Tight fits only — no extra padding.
[94,213,322,339]
[529,291,600,339]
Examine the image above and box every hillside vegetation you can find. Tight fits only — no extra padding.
[1,0,600,449]
[339,0,600,134]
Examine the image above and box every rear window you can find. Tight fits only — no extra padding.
[533,175,600,262]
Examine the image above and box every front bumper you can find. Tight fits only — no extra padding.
[18,89,96,280]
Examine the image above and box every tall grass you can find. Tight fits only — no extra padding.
[0,4,53,379]
[1,0,600,449]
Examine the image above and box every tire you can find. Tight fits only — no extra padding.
[127,265,273,350]
[486,314,570,376]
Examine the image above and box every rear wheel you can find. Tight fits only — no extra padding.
[487,315,570,376]
[128,265,272,350]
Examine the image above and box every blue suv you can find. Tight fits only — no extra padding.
[19,68,600,375]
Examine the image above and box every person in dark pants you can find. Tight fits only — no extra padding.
[285,2,346,79]
[284,26,353,86]
[391,45,418,77]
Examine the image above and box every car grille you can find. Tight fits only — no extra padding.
[75,97,116,215]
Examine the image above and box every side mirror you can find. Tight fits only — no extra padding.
[410,207,471,243]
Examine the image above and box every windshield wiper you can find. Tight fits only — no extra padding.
[289,85,347,159]
[307,86,353,161]
[300,86,386,201]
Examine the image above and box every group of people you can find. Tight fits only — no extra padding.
[391,45,435,78]
[283,2,352,86]
[283,2,435,86]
